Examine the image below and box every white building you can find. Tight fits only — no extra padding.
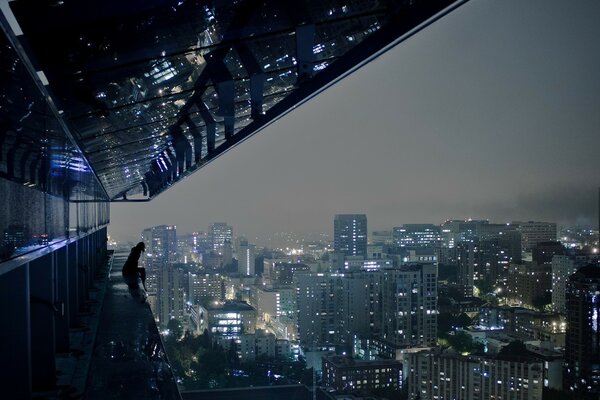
[252,285,295,322]
[238,329,296,362]
[409,350,544,400]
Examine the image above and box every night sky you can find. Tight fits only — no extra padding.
[110,0,600,244]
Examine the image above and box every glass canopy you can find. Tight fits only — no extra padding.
[5,0,465,200]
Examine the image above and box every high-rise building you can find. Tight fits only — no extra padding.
[515,221,557,252]
[322,355,403,393]
[295,264,438,349]
[209,223,233,253]
[409,350,544,400]
[295,272,344,346]
[380,264,438,347]
[142,225,178,268]
[237,237,256,276]
[565,264,600,396]
[251,286,296,323]
[157,264,186,327]
[441,219,490,247]
[456,240,477,296]
[141,225,178,325]
[392,224,441,248]
[371,230,393,245]
[195,301,257,341]
[334,214,367,258]
[187,273,225,305]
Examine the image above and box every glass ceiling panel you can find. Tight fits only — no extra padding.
[6,0,467,200]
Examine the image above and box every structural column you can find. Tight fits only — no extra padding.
[0,266,31,399]
[29,253,56,391]
[54,246,70,352]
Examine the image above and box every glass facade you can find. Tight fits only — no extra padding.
[3,0,461,201]
[0,30,109,263]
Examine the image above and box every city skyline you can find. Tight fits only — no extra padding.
[109,0,600,243]
[3,1,599,398]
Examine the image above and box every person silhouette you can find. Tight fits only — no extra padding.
[122,242,147,291]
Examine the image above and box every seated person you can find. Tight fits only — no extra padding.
[122,242,147,291]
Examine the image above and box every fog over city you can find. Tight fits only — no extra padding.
[110,0,600,243]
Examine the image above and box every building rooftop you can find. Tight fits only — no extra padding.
[204,300,256,312]
[323,355,402,368]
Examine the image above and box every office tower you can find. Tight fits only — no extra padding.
[456,241,477,296]
[380,264,438,347]
[552,255,577,313]
[157,264,186,327]
[295,265,437,349]
[210,223,233,253]
[295,272,344,346]
[515,221,557,252]
[322,355,403,393]
[187,273,225,305]
[455,228,522,295]
[222,239,233,266]
[392,224,441,248]
[371,230,393,245]
[196,301,257,340]
[409,350,544,400]
[334,214,367,258]
[191,231,212,254]
[237,238,256,276]
[565,264,600,396]
[141,225,178,324]
[476,223,522,263]
[295,271,374,347]
[441,219,490,246]
[251,286,296,323]
[141,225,178,268]
[337,272,372,345]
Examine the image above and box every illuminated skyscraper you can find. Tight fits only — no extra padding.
[142,225,178,268]
[334,214,367,258]
[237,238,256,276]
[392,224,441,248]
[141,225,178,325]
[210,223,233,253]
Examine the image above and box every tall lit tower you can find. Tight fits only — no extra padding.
[141,225,178,326]
[334,214,367,258]
[142,225,177,268]
[237,238,256,276]
[209,222,233,253]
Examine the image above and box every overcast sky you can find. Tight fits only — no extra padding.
[109,0,600,245]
